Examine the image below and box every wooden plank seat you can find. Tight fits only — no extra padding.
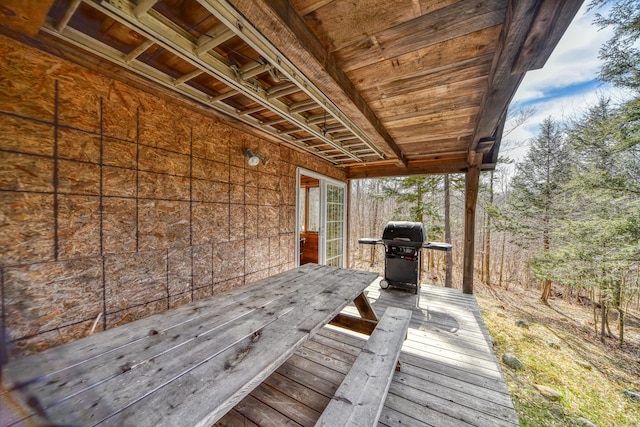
[1,264,379,427]
[315,306,412,427]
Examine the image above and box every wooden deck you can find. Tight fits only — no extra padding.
[216,279,519,427]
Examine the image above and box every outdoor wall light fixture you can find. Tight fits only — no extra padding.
[243,148,269,166]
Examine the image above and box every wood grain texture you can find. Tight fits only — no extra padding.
[2,265,378,427]
[229,0,407,165]
[463,151,483,293]
[0,32,343,357]
[288,281,517,427]
[315,307,411,427]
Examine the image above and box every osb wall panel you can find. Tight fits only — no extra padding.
[0,35,346,357]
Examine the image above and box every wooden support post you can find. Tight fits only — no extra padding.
[463,151,483,294]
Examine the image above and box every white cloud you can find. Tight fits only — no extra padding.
[501,2,626,164]
[511,3,614,105]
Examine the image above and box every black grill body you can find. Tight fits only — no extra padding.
[359,221,451,294]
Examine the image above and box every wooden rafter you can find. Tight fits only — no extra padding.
[229,0,408,167]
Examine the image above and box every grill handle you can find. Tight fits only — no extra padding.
[423,242,452,251]
[358,238,383,245]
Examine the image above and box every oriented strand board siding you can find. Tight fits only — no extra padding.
[0,35,345,356]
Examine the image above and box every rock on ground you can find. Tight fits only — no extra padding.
[623,389,640,401]
[577,417,599,427]
[533,384,562,401]
[502,353,523,369]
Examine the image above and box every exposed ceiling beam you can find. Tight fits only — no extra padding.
[197,0,385,162]
[512,0,584,73]
[228,0,408,167]
[470,0,583,166]
[347,158,470,179]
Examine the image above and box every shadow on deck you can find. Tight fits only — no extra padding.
[216,279,519,427]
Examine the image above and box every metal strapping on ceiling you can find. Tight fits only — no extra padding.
[43,0,384,164]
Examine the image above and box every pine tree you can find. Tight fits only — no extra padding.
[503,117,572,303]
[558,97,640,344]
[591,0,640,90]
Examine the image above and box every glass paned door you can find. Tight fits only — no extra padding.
[324,182,346,267]
[296,169,347,267]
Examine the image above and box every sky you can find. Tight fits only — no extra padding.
[502,2,631,162]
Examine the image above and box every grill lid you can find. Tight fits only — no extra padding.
[382,221,426,245]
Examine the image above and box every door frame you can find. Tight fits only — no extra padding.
[296,168,347,267]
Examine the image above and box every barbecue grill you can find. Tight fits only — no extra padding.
[359,221,452,294]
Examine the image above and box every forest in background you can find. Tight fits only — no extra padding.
[349,0,640,348]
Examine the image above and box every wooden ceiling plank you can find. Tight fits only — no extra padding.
[228,0,407,166]
[333,0,506,73]
[345,24,499,79]
[375,93,484,123]
[356,54,493,102]
[295,0,421,54]
[382,106,480,129]
[394,131,473,145]
[402,143,471,156]
[375,0,505,60]
[389,121,476,138]
[292,0,335,16]
[368,76,487,114]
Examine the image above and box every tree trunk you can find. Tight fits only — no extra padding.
[444,175,452,288]
[614,278,625,347]
[618,309,625,347]
[499,231,506,288]
[484,171,494,286]
[592,288,599,336]
[370,182,380,267]
[600,289,607,343]
[540,230,552,303]
[479,210,485,281]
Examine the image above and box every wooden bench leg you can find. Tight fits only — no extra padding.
[329,292,379,335]
[353,292,378,321]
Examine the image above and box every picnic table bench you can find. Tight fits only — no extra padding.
[2,264,410,426]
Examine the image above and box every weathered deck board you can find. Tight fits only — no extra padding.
[217,280,518,427]
[2,265,379,427]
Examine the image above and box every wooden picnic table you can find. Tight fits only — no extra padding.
[1,264,379,426]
